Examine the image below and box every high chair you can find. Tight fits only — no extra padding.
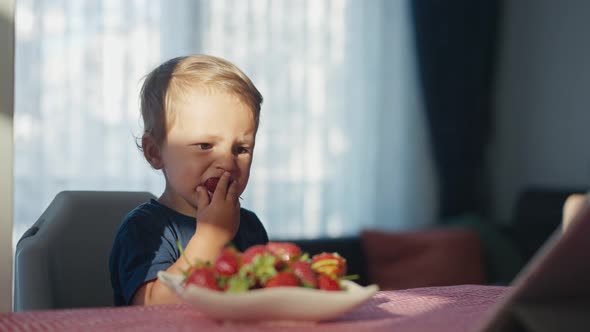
[14,190,155,311]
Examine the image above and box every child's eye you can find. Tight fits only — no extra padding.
[197,143,212,150]
[237,147,250,154]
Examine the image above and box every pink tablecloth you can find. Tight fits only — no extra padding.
[0,285,509,332]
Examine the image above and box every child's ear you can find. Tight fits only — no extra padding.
[142,134,164,169]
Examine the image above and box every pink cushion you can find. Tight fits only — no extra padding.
[361,228,485,290]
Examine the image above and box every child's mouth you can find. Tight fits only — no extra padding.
[204,177,219,194]
[203,176,243,200]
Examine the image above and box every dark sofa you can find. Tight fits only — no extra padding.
[288,237,369,285]
[277,187,585,287]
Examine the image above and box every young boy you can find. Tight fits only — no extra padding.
[109,54,268,306]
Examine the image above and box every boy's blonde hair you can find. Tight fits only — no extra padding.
[140,54,263,146]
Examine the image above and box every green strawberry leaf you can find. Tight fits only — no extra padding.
[341,274,360,280]
[239,253,278,286]
[217,275,229,289]
[176,239,193,268]
[226,276,251,293]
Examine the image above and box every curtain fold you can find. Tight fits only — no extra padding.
[411,0,502,218]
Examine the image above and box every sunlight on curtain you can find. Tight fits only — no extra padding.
[14,0,436,248]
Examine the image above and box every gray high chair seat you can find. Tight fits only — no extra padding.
[14,190,155,311]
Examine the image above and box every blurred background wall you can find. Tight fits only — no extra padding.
[491,0,590,222]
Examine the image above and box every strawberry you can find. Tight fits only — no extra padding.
[214,247,241,277]
[184,266,220,291]
[311,252,347,278]
[318,274,341,291]
[240,245,277,287]
[204,177,220,193]
[291,260,317,288]
[177,241,350,293]
[242,244,271,265]
[266,242,302,264]
[264,271,300,288]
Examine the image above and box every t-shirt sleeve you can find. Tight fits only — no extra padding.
[112,213,178,305]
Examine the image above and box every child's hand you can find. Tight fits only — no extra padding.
[194,171,241,247]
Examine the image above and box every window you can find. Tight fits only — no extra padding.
[14,0,436,249]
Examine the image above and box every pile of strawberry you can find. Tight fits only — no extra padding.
[182,242,351,292]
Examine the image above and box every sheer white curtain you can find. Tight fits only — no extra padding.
[14,0,437,247]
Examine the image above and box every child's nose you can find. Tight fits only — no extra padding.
[214,149,238,171]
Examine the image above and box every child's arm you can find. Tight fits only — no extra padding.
[132,172,241,305]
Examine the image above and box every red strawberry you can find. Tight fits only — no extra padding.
[184,266,220,291]
[291,260,317,288]
[318,274,341,291]
[242,244,271,265]
[311,252,347,278]
[264,272,300,288]
[240,245,277,287]
[214,247,241,277]
[204,177,220,193]
[266,242,302,264]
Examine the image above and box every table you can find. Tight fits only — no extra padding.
[0,285,509,332]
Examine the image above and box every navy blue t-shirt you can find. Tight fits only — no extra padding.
[109,199,268,306]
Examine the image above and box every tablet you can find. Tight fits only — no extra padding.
[478,193,590,332]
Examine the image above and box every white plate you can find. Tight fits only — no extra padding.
[157,271,379,322]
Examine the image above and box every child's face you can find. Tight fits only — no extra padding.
[157,89,256,216]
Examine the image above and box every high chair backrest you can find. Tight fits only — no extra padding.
[14,190,155,311]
